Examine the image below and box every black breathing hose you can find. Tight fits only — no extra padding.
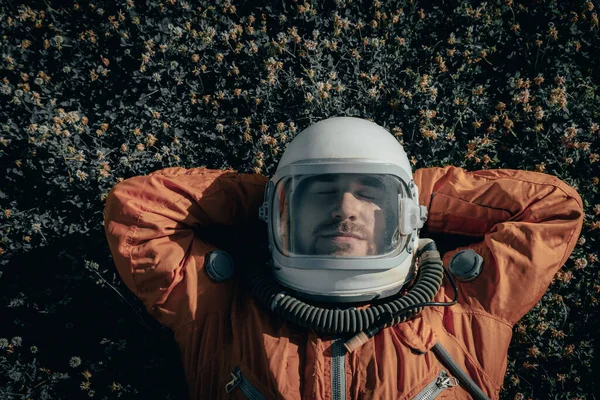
[245,238,458,350]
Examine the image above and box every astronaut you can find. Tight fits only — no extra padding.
[104,117,583,399]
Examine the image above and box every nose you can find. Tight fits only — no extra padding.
[331,191,360,221]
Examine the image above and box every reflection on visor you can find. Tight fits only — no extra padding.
[273,173,410,258]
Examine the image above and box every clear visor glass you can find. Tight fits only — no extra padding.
[272,173,410,258]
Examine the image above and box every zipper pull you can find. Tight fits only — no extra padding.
[437,370,459,389]
[225,368,242,393]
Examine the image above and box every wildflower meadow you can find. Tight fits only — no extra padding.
[0,0,599,398]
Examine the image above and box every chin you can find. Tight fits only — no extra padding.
[321,246,370,257]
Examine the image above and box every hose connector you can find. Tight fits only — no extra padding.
[416,238,439,258]
[344,332,371,353]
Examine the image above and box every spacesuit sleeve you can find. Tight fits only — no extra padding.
[413,166,584,324]
[103,167,268,330]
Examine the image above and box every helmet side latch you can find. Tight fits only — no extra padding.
[259,181,274,223]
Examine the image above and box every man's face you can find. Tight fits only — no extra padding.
[293,174,388,256]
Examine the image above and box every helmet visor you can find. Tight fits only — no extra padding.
[272,173,409,258]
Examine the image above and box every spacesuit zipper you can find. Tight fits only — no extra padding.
[225,367,266,400]
[332,338,347,400]
[412,370,459,400]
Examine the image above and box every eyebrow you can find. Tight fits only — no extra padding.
[357,176,384,189]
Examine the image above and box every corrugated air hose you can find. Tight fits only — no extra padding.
[244,239,457,351]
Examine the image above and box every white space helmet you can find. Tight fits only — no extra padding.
[259,117,428,302]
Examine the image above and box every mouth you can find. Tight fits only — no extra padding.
[321,233,364,241]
